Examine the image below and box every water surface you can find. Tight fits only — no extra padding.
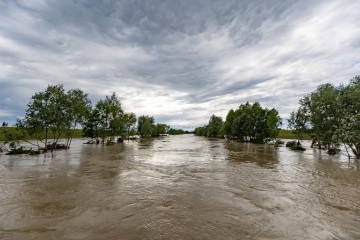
[0,135,359,239]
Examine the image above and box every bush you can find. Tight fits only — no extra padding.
[286,141,306,151]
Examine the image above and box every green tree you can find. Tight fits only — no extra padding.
[141,119,154,137]
[335,76,360,158]
[299,83,342,150]
[21,84,67,151]
[63,89,92,148]
[194,125,208,136]
[223,109,235,138]
[207,115,224,137]
[82,108,102,140]
[288,107,308,142]
[224,102,281,143]
[123,112,137,140]
[137,115,155,135]
[156,123,169,135]
[92,92,124,142]
[266,108,282,139]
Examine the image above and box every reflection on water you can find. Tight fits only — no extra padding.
[0,135,359,240]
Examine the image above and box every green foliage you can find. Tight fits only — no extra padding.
[156,123,169,135]
[123,112,137,139]
[17,84,91,151]
[285,140,306,151]
[292,75,360,158]
[62,88,92,148]
[224,102,281,143]
[82,92,138,142]
[207,115,224,137]
[302,83,342,150]
[137,115,168,137]
[168,128,190,135]
[1,125,29,151]
[137,115,155,133]
[288,107,309,141]
[334,76,360,158]
[277,129,311,140]
[95,92,124,140]
[194,125,208,136]
[141,119,154,137]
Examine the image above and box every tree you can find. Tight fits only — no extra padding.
[291,75,360,158]
[141,119,154,137]
[194,125,207,136]
[91,92,124,142]
[224,102,281,143]
[123,112,137,140]
[335,76,360,158]
[63,89,92,148]
[137,115,155,133]
[266,108,282,139]
[299,83,342,150]
[207,115,223,137]
[21,84,67,151]
[156,123,169,135]
[223,109,235,138]
[288,107,308,142]
[82,108,102,140]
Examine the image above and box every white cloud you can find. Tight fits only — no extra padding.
[0,0,359,128]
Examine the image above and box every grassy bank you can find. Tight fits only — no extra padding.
[0,127,84,142]
[1,127,310,142]
[277,129,311,140]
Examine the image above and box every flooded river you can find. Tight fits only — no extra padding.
[0,135,359,239]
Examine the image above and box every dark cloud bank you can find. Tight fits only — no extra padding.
[0,0,359,129]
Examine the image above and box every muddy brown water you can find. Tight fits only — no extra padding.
[0,135,359,240]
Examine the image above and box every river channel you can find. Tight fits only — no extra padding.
[0,135,359,239]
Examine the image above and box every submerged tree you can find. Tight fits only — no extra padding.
[63,89,92,148]
[16,84,91,151]
[20,85,67,151]
[83,92,125,143]
[292,75,360,158]
[300,83,342,150]
[223,102,281,143]
[137,115,156,137]
[288,107,308,143]
[207,115,224,137]
[123,112,137,140]
[335,76,360,158]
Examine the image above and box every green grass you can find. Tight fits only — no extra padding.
[0,127,85,142]
[277,129,311,140]
[1,127,311,142]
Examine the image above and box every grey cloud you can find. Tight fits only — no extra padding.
[0,0,359,129]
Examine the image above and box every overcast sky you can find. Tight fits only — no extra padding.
[0,0,359,129]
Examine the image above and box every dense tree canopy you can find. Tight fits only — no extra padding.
[223,102,281,143]
[195,102,281,143]
[290,75,360,158]
[18,84,91,151]
[207,115,224,137]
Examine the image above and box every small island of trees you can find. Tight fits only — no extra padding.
[0,84,181,155]
[194,75,360,159]
[194,102,281,144]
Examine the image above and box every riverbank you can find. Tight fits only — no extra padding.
[277,129,311,140]
[1,127,309,142]
[0,127,84,142]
